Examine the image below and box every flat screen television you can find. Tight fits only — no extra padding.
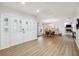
[66,25,72,27]
[76,18,79,29]
[76,24,79,29]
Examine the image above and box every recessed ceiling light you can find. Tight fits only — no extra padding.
[36,9,40,13]
[21,2,25,4]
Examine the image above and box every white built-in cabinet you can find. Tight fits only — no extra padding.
[1,14,10,49]
[0,11,37,49]
[0,13,1,48]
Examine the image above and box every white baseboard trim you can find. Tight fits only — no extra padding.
[0,38,37,50]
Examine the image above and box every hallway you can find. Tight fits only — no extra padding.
[0,36,79,56]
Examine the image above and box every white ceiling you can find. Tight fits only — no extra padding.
[0,2,79,22]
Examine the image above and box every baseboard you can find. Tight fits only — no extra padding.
[37,35,43,37]
[0,38,37,50]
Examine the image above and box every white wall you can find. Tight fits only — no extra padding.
[73,5,79,48]
[0,9,1,49]
[0,6,37,49]
[76,30,79,48]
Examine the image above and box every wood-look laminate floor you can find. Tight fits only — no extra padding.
[0,36,79,56]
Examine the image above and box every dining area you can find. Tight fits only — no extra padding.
[43,24,62,37]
